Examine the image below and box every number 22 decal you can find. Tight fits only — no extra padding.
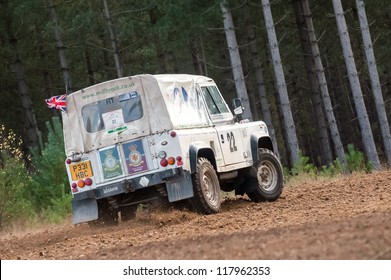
[227,132,237,152]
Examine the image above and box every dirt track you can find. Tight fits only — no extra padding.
[1,171,391,260]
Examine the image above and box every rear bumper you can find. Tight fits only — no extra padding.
[72,168,183,201]
[71,167,194,224]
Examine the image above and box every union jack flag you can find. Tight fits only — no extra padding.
[45,94,67,112]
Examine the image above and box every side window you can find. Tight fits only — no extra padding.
[81,91,143,133]
[201,86,230,115]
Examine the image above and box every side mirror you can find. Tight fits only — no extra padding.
[232,98,244,116]
[234,106,243,115]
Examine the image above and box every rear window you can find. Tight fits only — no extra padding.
[81,91,143,133]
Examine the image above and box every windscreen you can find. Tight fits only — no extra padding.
[201,85,230,115]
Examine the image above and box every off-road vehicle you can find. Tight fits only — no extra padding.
[63,74,283,224]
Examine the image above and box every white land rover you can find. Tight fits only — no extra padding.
[63,74,283,225]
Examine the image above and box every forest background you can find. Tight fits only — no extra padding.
[0,0,390,229]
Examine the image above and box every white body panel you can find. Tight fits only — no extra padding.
[63,74,271,201]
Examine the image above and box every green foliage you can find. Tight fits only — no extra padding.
[29,117,70,220]
[345,143,372,173]
[0,125,35,230]
[287,144,373,183]
[319,159,343,177]
[0,118,73,230]
[43,194,72,224]
[0,155,35,229]
[290,150,317,177]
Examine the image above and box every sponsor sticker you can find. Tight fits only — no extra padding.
[123,140,148,175]
[99,146,124,180]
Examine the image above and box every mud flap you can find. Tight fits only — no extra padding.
[72,198,98,224]
[166,172,194,202]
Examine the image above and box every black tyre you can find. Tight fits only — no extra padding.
[246,148,283,202]
[89,199,119,227]
[190,157,221,214]
[120,205,138,222]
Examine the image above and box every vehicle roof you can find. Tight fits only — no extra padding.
[62,74,217,155]
[67,74,214,97]
[153,74,214,84]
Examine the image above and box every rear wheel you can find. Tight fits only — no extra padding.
[246,148,283,202]
[120,205,138,222]
[89,199,119,227]
[190,157,221,214]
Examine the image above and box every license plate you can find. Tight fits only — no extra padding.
[70,161,93,181]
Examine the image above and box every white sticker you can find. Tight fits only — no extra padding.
[139,176,149,187]
[102,109,124,130]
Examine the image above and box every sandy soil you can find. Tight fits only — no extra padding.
[1,171,391,260]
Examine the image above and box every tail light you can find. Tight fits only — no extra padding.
[74,178,93,189]
[65,155,82,164]
[158,131,181,167]
[159,155,182,167]
[176,156,183,166]
[160,158,168,167]
[167,157,175,165]
[85,178,93,186]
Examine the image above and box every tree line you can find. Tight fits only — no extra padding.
[1,0,391,170]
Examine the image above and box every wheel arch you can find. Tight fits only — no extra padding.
[189,143,217,174]
[251,134,274,162]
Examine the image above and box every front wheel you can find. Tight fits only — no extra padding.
[246,148,283,202]
[190,157,221,214]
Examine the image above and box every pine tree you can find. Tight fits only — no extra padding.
[356,0,391,167]
[102,0,123,78]
[332,0,380,170]
[293,0,346,166]
[47,0,73,92]
[261,0,299,165]
[220,0,253,120]
[30,117,69,214]
[1,0,39,148]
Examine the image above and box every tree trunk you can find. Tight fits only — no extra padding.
[47,0,73,92]
[293,0,333,166]
[200,37,208,77]
[2,0,39,148]
[189,39,204,75]
[220,0,253,121]
[99,32,111,80]
[36,23,57,118]
[85,49,95,85]
[294,0,347,166]
[102,0,123,78]
[39,45,57,118]
[261,0,299,165]
[356,0,391,167]
[247,24,280,159]
[332,0,380,170]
